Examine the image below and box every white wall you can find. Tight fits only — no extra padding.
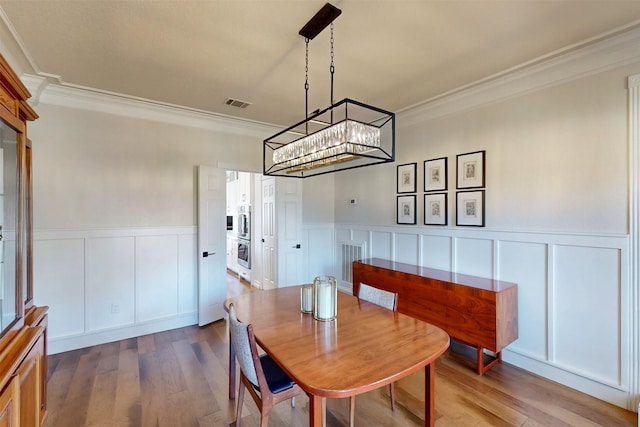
[31,102,265,229]
[333,29,640,412]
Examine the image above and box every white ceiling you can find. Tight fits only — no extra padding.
[2,1,640,127]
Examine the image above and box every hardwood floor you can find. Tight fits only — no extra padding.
[44,276,637,427]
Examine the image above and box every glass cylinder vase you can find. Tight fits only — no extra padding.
[300,284,313,313]
[313,275,337,321]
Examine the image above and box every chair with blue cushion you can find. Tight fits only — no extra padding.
[228,303,303,427]
[350,283,398,426]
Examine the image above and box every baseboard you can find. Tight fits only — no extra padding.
[47,312,198,355]
[503,348,632,411]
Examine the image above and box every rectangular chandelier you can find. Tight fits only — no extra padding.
[263,98,395,178]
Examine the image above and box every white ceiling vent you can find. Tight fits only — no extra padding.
[225,98,251,109]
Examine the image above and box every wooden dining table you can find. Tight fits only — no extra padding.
[224,286,450,427]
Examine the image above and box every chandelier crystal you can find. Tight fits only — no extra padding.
[273,119,381,167]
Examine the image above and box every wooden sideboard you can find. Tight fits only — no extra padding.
[352,258,518,375]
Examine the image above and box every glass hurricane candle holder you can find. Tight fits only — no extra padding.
[313,275,337,321]
[300,284,313,313]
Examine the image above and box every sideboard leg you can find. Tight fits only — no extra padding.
[477,347,502,375]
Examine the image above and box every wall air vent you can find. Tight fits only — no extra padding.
[340,241,365,283]
[224,98,251,109]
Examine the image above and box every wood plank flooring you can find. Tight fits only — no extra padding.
[43,276,637,427]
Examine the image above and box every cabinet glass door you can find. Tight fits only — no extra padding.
[0,119,18,334]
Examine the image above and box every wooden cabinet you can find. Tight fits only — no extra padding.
[0,376,19,426]
[353,258,518,375]
[0,53,48,426]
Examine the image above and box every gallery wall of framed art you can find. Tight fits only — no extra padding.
[395,150,486,227]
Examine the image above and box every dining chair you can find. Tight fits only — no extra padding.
[351,283,398,427]
[228,303,303,427]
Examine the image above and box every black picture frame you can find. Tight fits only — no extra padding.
[397,195,417,225]
[424,157,447,192]
[424,193,448,226]
[456,190,485,227]
[456,150,485,189]
[397,162,417,193]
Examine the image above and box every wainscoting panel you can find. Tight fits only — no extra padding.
[34,227,198,354]
[335,228,352,251]
[34,237,86,338]
[334,224,632,409]
[351,229,371,249]
[454,237,493,278]
[371,231,392,260]
[135,234,179,322]
[496,240,548,361]
[394,232,420,265]
[420,234,452,271]
[86,236,135,332]
[553,244,626,387]
[178,233,197,315]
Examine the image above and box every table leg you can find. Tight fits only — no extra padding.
[309,394,323,427]
[424,362,435,427]
[229,330,236,400]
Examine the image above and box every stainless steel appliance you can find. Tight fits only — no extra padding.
[237,238,250,268]
[237,205,251,268]
[237,205,250,239]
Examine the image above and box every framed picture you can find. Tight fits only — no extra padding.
[397,195,416,225]
[456,150,485,189]
[456,190,485,227]
[424,193,447,226]
[424,157,447,192]
[397,163,417,193]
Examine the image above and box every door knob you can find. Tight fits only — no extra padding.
[292,244,301,249]
[203,251,215,257]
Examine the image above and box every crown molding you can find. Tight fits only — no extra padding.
[14,20,640,137]
[398,25,640,127]
[20,75,279,138]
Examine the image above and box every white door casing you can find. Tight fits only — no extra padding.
[261,176,276,290]
[197,165,226,326]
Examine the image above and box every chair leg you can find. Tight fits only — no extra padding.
[389,382,395,411]
[349,395,356,427]
[260,411,269,427]
[236,381,245,427]
[322,398,327,427]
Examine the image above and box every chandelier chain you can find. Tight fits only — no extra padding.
[305,38,309,92]
[305,38,310,130]
[330,22,335,73]
[330,22,335,119]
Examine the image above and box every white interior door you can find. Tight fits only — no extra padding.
[276,178,303,287]
[197,165,226,326]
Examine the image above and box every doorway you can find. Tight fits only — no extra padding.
[225,170,257,288]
